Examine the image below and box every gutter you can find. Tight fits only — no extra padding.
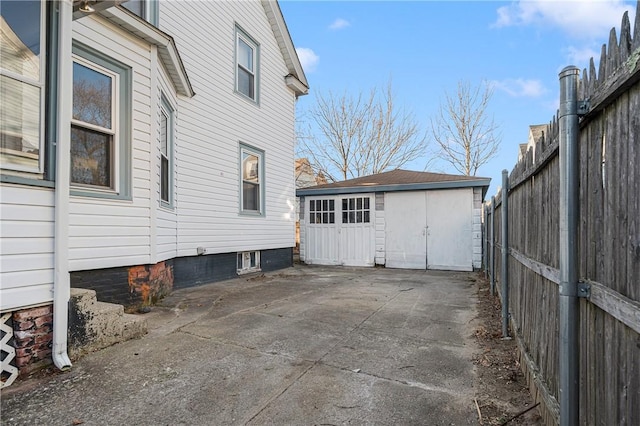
[296,178,491,197]
[52,0,72,371]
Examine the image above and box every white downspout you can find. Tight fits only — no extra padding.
[52,0,73,371]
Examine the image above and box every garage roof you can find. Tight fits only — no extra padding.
[296,169,491,198]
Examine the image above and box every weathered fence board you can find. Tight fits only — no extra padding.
[485,3,640,424]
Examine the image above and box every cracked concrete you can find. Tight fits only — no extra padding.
[1,265,480,425]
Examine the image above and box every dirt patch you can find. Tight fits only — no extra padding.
[472,273,543,425]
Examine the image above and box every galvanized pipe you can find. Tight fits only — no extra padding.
[558,65,580,426]
[500,170,509,338]
[490,196,495,296]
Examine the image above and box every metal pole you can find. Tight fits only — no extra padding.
[501,170,509,338]
[558,65,580,426]
[490,196,495,296]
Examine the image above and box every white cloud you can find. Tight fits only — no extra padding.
[493,0,635,40]
[492,79,547,98]
[329,18,350,31]
[296,47,319,73]
[564,45,600,68]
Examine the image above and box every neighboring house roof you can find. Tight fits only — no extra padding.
[295,158,327,188]
[74,3,195,97]
[296,169,491,198]
[261,1,309,97]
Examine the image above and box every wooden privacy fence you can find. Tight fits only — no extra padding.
[484,4,640,425]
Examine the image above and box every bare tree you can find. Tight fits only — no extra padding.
[296,81,427,182]
[430,81,501,176]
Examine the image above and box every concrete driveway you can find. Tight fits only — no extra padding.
[2,265,480,425]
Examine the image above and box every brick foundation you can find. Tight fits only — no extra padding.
[128,261,174,306]
[11,305,54,375]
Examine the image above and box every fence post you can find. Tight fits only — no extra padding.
[558,65,580,426]
[483,204,488,277]
[501,170,510,338]
[490,196,495,296]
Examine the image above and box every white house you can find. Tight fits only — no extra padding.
[0,0,307,383]
[297,169,490,271]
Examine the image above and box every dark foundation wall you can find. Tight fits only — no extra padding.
[173,247,294,289]
[261,247,293,272]
[71,248,294,302]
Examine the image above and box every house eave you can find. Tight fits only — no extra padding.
[262,1,309,91]
[79,5,195,98]
[285,74,308,97]
[296,179,492,198]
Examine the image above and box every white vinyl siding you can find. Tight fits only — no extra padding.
[0,185,54,311]
[154,68,179,262]
[68,15,153,271]
[160,1,296,256]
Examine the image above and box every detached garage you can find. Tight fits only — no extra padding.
[296,169,490,271]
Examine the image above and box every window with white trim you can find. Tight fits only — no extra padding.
[159,95,174,206]
[309,199,335,224]
[71,58,117,188]
[237,251,260,274]
[0,0,46,173]
[342,197,371,224]
[71,42,131,199]
[235,26,258,102]
[240,144,264,214]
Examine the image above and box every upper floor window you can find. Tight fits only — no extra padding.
[122,0,159,26]
[0,0,45,173]
[70,42,132,199]
[240,143,264,215]
[235,26,259,103]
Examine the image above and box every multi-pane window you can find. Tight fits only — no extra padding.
[235,27,258,102]
[71,58,117,188]
[342,197,371,224]
[240,144,263,214]
[0,0,45,173]
[309,199,335,224]
[159,95,174,206]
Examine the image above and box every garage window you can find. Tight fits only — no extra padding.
[309,199,335,224]
[342,197,370,223]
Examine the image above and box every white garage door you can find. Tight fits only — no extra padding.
[385,189,473,271]
[304,195,375,267]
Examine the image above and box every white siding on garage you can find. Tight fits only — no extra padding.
[68,16,153,271]
[472,187,483,268]
[374,192,385,265]
[0,185,54,311]
[160,1,296,257]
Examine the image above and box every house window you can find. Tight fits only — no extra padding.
[237,251,260,274]
[342,197,371,224]
[71,42,131,199]
[240,144,264,214]
[159,94,174,206]
[235,26,259,102]
[0,0,45,173]
[309,199,335,224]
[121,0,159,26]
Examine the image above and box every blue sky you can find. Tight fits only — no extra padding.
[280,0,637,196]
